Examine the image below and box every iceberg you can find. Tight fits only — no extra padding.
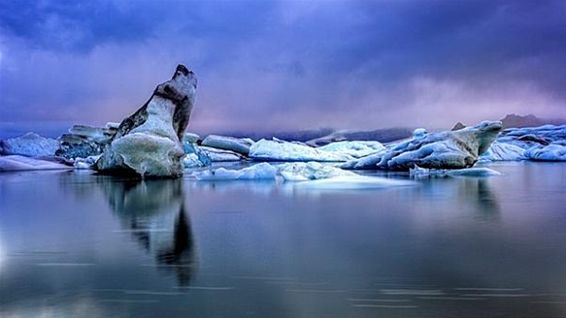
[199,146,245,162]
[56,124,118,159]
[524,144,566,161]
[409,166,501,178]
[191,162,278,181]
[343,121,502,170]
[0,155,72,172]
[0,133,59,157]
[201,135,254,155]
[96,65,197,178]
[249,139,353,162]
[318,141,385,158]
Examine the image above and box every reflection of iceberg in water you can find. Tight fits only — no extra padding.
[458,178,500,221]
[99,178,197,286]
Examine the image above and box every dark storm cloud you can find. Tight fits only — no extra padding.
[1,0,565,136]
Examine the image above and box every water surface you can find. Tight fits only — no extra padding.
[1,162,566,317]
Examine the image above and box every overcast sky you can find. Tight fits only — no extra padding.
[1,0,565,135]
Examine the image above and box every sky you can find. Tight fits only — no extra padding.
[1,0,565,136]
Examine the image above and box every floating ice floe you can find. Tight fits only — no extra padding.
[0,132,59,157]
[249,139,353,162]
[278,162,355,181]
[292,175,415,190]
[201,135,254,155]
[191,162,278,181]
[524,144,566,161]
[190,161,415,190]
[0,155,72,172]
[199,146,246,162]
[318,141,385,158]
[409,166,501,178]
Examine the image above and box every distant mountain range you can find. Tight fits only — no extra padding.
[500,114,566,128]
[220,127,414,145]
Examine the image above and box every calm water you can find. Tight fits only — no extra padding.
[1,162,566,318]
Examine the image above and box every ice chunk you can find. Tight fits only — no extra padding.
[524,144,566,161]
[249,139,353,162]
[182,132,200,144]
[191,162,278,181]
[278,162,355,181]
[412,128,428,138]
[201,135,254,155]
[0,155,72,172]
[199,146,245,162]
[318,141,385,158]
[410,166,501,178]
[73,155,101,170]
[0,132,59,157]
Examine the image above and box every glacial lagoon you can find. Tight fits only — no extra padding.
[1,162,566,318]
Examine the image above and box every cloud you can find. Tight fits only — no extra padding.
[1,0,565,136]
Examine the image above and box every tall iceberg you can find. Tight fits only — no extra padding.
[96,65,197,178]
